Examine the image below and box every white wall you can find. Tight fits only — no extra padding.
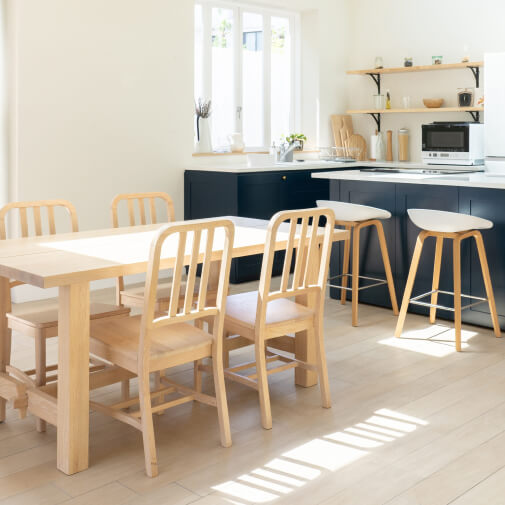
[348,0,505,161]
[10,0,505,223]
[11,0,194,229]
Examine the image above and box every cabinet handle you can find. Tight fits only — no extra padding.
[282,175,287,181]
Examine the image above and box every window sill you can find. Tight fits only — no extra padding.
[192,151,269,157]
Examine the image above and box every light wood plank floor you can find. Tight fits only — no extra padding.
[2,280,505,505]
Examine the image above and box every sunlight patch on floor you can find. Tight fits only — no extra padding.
[378,325,478,357]
[211,408,428,503]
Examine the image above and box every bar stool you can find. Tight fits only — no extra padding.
[317,200,399,326]
[395,209,501,351]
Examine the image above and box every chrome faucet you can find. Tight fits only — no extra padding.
[278,141,300,162]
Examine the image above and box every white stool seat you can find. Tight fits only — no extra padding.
[317,200,391,222]
[408,209,493,233]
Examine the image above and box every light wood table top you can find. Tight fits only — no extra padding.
[0,216,348,288]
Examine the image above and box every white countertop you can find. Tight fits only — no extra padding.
[188,160,487,174]
[312,168,505,190]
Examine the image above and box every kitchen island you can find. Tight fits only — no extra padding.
[313,168,505,330]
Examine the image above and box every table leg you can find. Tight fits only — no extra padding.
[57,282,90,475]
[294,242,320,387]
[0,277,12,422]
[294,292,318,387]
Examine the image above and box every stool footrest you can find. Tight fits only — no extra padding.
[409,289,487,312]
[328,273,388,292]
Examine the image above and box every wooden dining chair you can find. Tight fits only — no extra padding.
[89,218,234,477]
[111,192,179,311]
[222,208,335,430]
[0,200,130,432]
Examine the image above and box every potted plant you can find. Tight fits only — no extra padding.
[286,133,307,151]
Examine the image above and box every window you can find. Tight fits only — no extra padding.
[194,2,300,150]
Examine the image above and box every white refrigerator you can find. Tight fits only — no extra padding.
[485,52,505,173]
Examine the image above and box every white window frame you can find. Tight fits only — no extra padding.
[196,0,301,150]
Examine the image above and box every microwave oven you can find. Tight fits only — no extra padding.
[421,122,484,165]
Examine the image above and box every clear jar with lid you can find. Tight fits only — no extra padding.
[398,128,409,161]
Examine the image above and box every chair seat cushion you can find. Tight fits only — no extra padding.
[225,291,314,330]
[7,302,130,330]
[90,315,213,372]
[317,200,391,222]
[408,209,493,233]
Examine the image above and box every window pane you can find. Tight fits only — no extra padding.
[242,12,264,147]
[211,7,235,149]
[271,16,291,144]
[194,4,203,102]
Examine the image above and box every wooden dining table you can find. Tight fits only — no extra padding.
[0,215,348,475]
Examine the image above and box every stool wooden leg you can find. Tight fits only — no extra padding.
[429,237,444,324]
[395,232,427,338]
[453,238,462,351]
[374,221,399,315]
[35,336,47,433]
[351,226,361,327]
[340,225,352,305]
[474,232,501,337]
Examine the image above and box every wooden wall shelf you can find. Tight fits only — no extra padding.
[347,107,484,115]
[347,61,483,76]
[346,61,484,131]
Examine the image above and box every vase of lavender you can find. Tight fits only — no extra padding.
[195,98,212,153]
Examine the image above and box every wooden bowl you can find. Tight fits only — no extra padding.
[423,98,444,108]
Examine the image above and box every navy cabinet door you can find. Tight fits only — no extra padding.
[337,180,397,308]
[459,188,505,330]
[238,173,286,219]
[184,171,238,219]
[396,184,458,318]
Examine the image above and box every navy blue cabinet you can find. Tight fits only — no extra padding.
[185,168,349,283]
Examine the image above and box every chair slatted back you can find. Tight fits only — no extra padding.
[140,218,234,365]
[256,208,335,325]
[0,200,78,240]
[0,200,79,289]
[111,192,175,228]
[111,192,175,304]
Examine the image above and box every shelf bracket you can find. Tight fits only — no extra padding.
[468,110,480,122]
[467,66,480,88]
[366,73,381,94]
[369,113,381,132]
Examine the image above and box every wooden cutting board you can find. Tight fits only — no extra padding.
[345,134,367,161]
[331,115,353,148]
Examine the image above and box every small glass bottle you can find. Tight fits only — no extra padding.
[374,56,383,69]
